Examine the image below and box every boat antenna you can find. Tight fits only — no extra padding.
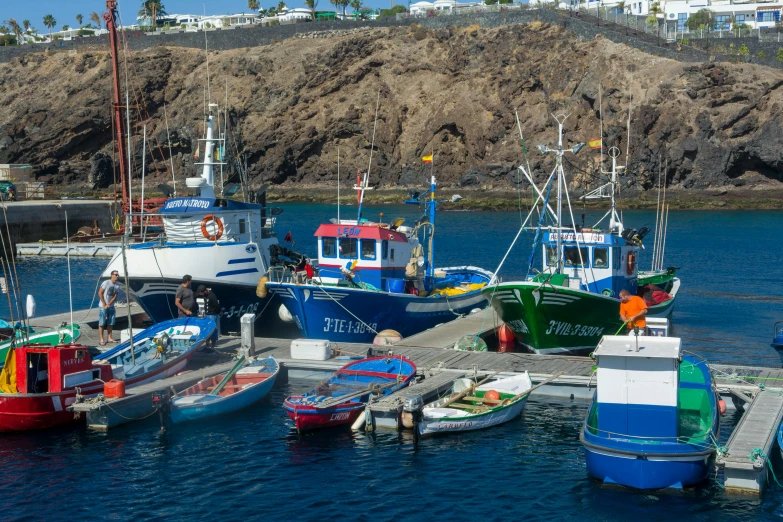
[126,90,132,235]
[660,204,670,270]
[164,103,176,197]
[204,4,211,105]
[337,147,341,224]
[356,89,381,222]
[651,160,662,271]
[598,82,604,172]
[515,109,535,227]
[64,211,74,339]
[140,123,147,239]
[121,236,135,365]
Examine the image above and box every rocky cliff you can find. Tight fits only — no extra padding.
[1,22,782,196]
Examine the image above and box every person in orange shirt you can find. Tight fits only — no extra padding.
[619,289,649,335]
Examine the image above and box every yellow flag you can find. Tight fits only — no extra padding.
[588,138,602,149]
[0,347,16,394]
[422,154,433,163]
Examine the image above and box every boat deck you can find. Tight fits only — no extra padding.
[16,241,121,257]
[718,389,783,494]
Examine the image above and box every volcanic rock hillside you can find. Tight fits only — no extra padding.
[1,22,782,193]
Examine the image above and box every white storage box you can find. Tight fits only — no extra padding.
[290,339,332,361]
[647,317,670,337]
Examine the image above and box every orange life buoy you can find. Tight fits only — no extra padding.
[627,252,636,275]
[201,214,224,241]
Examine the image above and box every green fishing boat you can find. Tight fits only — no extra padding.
[0,324,81,369]
[482,114,679,355]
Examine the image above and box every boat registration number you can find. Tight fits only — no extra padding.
[330,412,351,421]
[545,320,604,338]
[323,318,378,334]
[437,421,474,430]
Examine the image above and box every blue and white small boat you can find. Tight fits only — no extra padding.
[580,335,720,489]
[265,176,493,343]
[771,321,783,365]
[169,356,279,424]
[94,317,216,383]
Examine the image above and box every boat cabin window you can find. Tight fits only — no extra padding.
[564,247,588,267]
[593,247,609,268]
[390,248,395,263]
[360,239,376,260]
[382,240,388,260]
[322,237,337,258]
[239,219,246,234]
[339,238,358,259]
[612,247,621,269]
[545,246,558,267]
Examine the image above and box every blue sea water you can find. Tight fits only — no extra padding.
[0,204,782,521]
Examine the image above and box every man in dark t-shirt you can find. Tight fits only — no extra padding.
[175,275,195,318]
[196,285,221,349]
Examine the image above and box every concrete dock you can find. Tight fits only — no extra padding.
[0,200,119,248]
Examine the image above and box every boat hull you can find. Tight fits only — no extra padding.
[582,439,714,489]
[418,396,529,437]
[170,366,278,424]
[128,278,297,337]
[484,283,622,354]
[268,282,489,343]
[283,400,365,432]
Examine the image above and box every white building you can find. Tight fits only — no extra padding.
[261,7,313,23]
[581,0,780,28]
[409,0,485,15]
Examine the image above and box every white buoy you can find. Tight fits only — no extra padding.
[373,329,402,345]
[351,411,366,431]
[25,295,36,319]
[278,304,293,323]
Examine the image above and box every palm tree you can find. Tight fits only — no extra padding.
[350,0,362,13]
[62,25,70,31]
[5,19,22,45]
[278,1,287,12]
[22,20,30,32]
[43,14,56,39]
[76,14,83,27]
[330,0,348,17]
[305,0,318,19]
[138,1,167,28]
[90,12,102,29]
[248,0,260,10]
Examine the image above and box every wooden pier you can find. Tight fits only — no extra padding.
[394,308,499,349]
[717,389,783,494]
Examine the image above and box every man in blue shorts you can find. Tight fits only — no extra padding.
[99,270,121,346]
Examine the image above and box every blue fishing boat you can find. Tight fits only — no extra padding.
[264,176,493,343]
[95,317,216,382]
[284,355,416,431]
[771,321,783,365]
[169,356,279,424]
[580,335,720,489]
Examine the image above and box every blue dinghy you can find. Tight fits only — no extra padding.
[94,317,216,384]
[170,356,279,424]
[580,335,720,490]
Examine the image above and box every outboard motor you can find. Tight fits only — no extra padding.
[402,394,424,442]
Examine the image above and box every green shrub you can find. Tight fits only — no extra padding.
[738,44,749,55]
[777,48,783,61]
[758,50,766,58]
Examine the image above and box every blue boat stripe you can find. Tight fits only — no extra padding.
[228,258,256,264]
[215,268,259,277]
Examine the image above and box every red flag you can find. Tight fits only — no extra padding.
[284,231,293,243]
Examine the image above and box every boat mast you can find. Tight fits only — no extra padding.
[556,117,564,274]
[104,0,129,209]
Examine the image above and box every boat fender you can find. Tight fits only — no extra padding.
[351,411,367,431]
[626,252,636,275]
[718,399,727,416]
[201,214,224,241]
[256,276,269,298]
[278,304,294,323]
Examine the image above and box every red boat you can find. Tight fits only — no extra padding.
[284,356,417,432]
[0,317,215,432]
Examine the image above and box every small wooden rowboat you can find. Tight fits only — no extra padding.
[284,355,417,432]
[170,356,279,424]
[417,372,562,437]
